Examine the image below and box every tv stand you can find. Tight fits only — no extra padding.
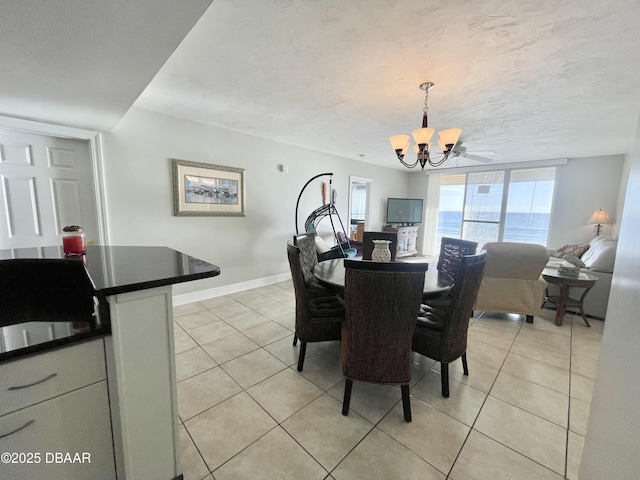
[384,225,418,257]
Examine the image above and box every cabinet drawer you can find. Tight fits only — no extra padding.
[0,339,106,417]
[0,380,115,480]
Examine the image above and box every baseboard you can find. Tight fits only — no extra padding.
[172,272,291,306]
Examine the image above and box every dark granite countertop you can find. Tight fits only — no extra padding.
[0,246,220,363]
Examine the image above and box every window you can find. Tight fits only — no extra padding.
[435,167,555,250]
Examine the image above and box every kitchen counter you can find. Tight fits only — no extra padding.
[0,246,220,363]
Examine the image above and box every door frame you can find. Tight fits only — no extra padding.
[348,176,372,230]
[0,116,109,246]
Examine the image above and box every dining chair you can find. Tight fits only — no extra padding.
[341,259,427,422]
[0,258,106,327]
[362,231,398,261]
[424,237,478,308]
[412,252,486,397]
[287,243,344,371]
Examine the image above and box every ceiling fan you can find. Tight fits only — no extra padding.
[449,143,494,164]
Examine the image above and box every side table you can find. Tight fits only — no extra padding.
[541,268,598,327]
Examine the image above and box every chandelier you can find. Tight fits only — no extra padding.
[389,82,462,170]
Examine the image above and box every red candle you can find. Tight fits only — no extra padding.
[62,226,86,254]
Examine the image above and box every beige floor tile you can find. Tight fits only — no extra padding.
[229,289,267,304]
[179,424,209,480]
[272,311,296,331]
[501,352,570,394]
[264,289,295,304]
[253,284,284,295]
[273,279,294,290]
[214,426,327,480]
[567,431,585,480]
[574,316,604,333]
[326,380,403,424]
[571,337,601,361]
[235,294,280,311]
[490,371,569,427]
[208,302,254,320]
[569,397,591,436]
[449,430,563,480]
[175,347,217,382]
[174,321,185,334]
[185,392,277,471]
[174,330,198,354]
[218,310,271,332]
[247,369,324,422]
[474,396,566,475]
[524,313,572,337]
[410,371,486,426]
[571,372,595,403]
[297,348,344,391]
[251,301,296,321]
[571,324,604,344]
[431,356,500,394]
[517,327,572,351]
[378,399,470,474]
[242,321,292,346]
[174,302,207,317]
[465,339,509,370]
[177,367,242,421]
[263,334,323,367]
[175,310,222,330]
[199,295,236,309]
[474,312,524,328]
[571,352,599,379]
[511,336,570,370]
[221,348,288,389]
[201,332,260,364]
[467,326,517,350]
[282,394,373,471]
[332,428,445,480]
[186,320,238,345]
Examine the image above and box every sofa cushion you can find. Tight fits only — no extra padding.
[553,243,590,258]
[582,239,617,272]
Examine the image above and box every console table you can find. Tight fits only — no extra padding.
[383,225,418,257]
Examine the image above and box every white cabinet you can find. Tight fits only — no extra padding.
[0,339,115,480]
[384,226,419,257]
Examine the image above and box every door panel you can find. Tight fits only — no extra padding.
[0,130,98,249]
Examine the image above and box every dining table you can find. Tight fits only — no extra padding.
[312,258,454,300]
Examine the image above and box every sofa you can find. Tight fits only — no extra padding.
[475,242,549,322]
[545,235,617,320]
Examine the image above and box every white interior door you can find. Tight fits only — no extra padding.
[0,129,99,249]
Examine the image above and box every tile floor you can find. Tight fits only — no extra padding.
[172,280,601,480]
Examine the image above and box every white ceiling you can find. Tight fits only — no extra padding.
[3,1,640,171]
[134,0,640,170]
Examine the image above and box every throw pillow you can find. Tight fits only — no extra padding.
[553,243,590,258]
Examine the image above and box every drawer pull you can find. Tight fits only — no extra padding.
[0,420,35,439]
[7,373,58,390]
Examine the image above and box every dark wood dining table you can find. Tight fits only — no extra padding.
[312,258,454,300]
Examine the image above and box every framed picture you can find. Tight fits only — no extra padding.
[172,159,245,216]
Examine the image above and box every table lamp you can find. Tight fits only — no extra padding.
[587,209,611,236]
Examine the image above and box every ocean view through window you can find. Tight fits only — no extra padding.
[436,167,555,251]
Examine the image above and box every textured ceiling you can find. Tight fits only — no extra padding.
[135,0,640,171]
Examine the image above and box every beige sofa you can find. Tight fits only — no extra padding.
[545,235,617,320]
[475,242,549,323]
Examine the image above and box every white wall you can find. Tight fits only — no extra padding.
[548,155,624,246]
[578,120,640,478]
[100,108,409,295]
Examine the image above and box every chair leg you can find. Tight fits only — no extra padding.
[342,379,353,416]
[441,362,450,397]
[297,341,307,372]
[292,333,298,346]
[401,385,412,422]
[525,314,534,323]
[462,353,469,376]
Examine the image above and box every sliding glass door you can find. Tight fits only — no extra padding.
[436,167,555,251]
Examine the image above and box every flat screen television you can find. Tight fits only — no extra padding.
[386,198,423,225]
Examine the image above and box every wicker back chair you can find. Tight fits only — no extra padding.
[287,243,344,371]
[362,231,398,261]
[412,252,486,397]
[437,237,479,280]
[342,260,427,422]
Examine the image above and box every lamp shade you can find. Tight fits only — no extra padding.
[389,135,410,154]
[587,209,611,225]
[438,128,462,147]
[411,127,435,146]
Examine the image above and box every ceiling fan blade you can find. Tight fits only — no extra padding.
[467,150,495,156]
[464,153,494,163]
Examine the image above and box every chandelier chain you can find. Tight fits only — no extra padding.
[423,87,429,116]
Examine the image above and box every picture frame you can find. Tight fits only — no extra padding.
[172,159,245,216]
